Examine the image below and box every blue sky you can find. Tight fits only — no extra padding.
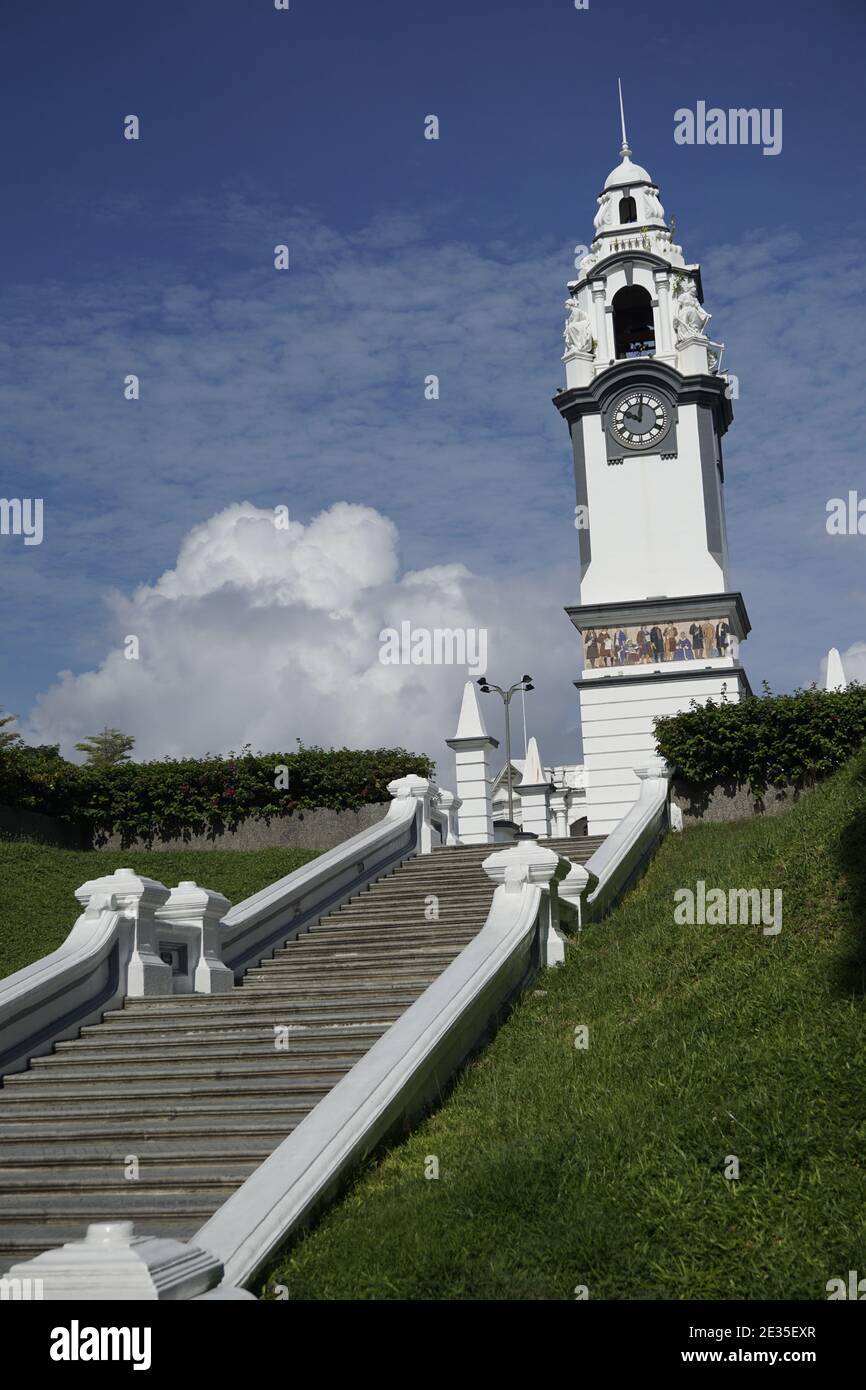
[1,0,865,767]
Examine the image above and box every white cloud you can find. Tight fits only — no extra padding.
[825,640,866,688]
[24,500,581,772]
[7,190,866,750]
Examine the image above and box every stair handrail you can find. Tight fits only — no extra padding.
[0,776,460,1076]
[194,838,564,1289]
[581,757,674,919]
[218,775,456,976]
[0,887,137,1078]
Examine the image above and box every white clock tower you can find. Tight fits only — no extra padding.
[555,96,751,835]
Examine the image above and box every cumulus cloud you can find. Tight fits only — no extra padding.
[822,640,866,688]
[7,191,866,749]
[24,500,582,771]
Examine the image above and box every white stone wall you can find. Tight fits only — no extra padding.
[580,670,744,835]
[579,401,728,605]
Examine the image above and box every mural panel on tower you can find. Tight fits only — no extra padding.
[581,618,737,669]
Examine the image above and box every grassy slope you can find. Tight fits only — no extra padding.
[0,842,321,979]
[262,754,866,1301]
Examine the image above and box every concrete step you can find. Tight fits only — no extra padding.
[0,1193,220,1220]
[11,1057,354,1083]
[269,939,467,961]
[4,1056,348,1089]
[88,1007,403,1033]
[336,902,489,917]
[0,1094,322,1120]
[241,967,439,987]
[0,1074,335,1102]
[540,839,604,852]
[255,949,459,968]
[0,1116,297,1143]
[353,871,490,885]
[247,956,447,978]
[353,879,485,893]
[270,952,468,972]
[243,972,442,994]
[314,901,490,919]
[78,1019,388,1042]
[42,1037,376,1063]
[299,922,484,941]
[249,960,456,982]
[308,912,482,929]
[0,1167,256,1193]
[0,1138,280,1165]
[106,996,413,1021]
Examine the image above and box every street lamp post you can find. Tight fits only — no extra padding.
[476,674,534,823]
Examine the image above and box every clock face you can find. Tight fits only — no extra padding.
[610,390,669,449]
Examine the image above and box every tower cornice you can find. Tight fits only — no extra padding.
[570,253,703,300]
[553,359,733,435]
[565,590,752,640]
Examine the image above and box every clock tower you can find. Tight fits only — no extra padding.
[554,104,751,835]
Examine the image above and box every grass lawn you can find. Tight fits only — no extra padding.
[261,752,866,1300]
[0,841,322,979]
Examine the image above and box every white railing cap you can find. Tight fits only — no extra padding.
[158,880,231,920]
[482,839,561,888]
[387,774,437,800]
[74,867,170,913]
[8,1221,223,1301]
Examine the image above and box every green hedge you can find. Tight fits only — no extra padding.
[654,684,866,794]
[0,745,434,848]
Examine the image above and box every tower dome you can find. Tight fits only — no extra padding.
[577,82,674,267]
[603,154,652,189]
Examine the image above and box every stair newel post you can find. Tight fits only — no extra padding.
[386,774,440,854]
[481,839,566,968]
[557,860,592,935]
[75,868,172,998]
[436,788,462,846]
[156,881,234,994]
[6,1221,250,1300]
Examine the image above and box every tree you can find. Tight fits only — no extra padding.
[0,711,22,749]
[75,728,136,766]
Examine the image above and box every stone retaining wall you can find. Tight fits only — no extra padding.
[0,804,90,850]
[0,803,388,853]
[672,779,802,824]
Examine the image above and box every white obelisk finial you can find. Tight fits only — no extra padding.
[618,77,631,158]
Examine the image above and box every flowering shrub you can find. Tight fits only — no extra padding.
[0,744,434,848]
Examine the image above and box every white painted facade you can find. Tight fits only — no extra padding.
[556,127,751,836]
[577,398,729,604]
[491,759,587,836]
[446,681,499,844]
[580,670,738,834]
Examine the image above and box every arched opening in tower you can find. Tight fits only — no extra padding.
[618,194,637,223]
[612,285,656,358]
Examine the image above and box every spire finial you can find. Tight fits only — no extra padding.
[617,77,631,158]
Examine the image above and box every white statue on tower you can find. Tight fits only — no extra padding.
[673,283,711,343]
[563,297,593,356]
